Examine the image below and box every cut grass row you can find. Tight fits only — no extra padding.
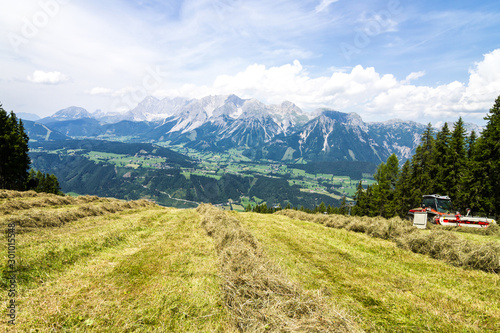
[278,210,500,273]
[241,212,500,332]
[2,198,156,233]
[196,204,359,332]
[3,190,499,331]
[1,193,232,331]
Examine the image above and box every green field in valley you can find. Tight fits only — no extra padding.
[31,143,377,210]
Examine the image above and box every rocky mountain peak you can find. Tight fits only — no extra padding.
[39,106,92,124]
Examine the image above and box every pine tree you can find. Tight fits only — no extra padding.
[339,196,347,215]
[0,106,31,190]
[466,130,477,160]
[370,154,399,218]
[432,123,451,195]
[318,201,326,213]
[449,117,467,211]
[461,130,478,211]
[470,95,500,218]
[385,154,400,190]
[394,159,413,217]
[352,180,367,216]
[409,123,435,205]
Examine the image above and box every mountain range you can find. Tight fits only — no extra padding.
[26,94,480,164]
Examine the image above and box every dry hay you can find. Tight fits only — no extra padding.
[0,192,105,215]
[0,189,39,199]
[0,195,73,214]
[397,230,500,273]
[197,204,358,333]
[277,210,416,241]
[440,222,500,236]
[1,197,156,232]
[277,210,499,274]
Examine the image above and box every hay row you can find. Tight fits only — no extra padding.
[440,223,500,236]
[0,189,40,199]
[278,210,500,274]
[197,204,358,333]
[0,193,102,215]
[2,199,155,231]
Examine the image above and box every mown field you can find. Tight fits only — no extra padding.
[1,190,499,332]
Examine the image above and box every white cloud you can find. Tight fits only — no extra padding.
[27,70,69,84]
[315,0,339,13]
[402,71,425,84]
[459,49,500,111]
[87,87,114,95]
[161,48,500,124]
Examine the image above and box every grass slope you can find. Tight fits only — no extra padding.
[1,190,499,332]
[240,212,500,332]
[1,191,232,332]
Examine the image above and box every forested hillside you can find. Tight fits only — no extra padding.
[30,150,341,209]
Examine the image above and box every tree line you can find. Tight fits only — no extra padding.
[0,104,61,194]
[246,196,352,215]
[353,95,500,219]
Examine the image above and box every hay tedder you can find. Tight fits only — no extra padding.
[408,194,496,229]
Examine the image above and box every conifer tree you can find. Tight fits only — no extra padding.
[352,180,367,216]
[470,95,500,217]
[409,123,435,205]
[449,117,467,210]
[466,130,477,159]
[318,201,326,213]
[0,105,31,190]
[385,154,400,189]
[339,196,348,215]
[432,122,451,195]
[372,154,399,218]
[394,159,413,217]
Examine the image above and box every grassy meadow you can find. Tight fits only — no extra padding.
[1,191,233,332]
[1,190,499,332]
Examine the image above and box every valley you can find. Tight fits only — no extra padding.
[29,139,378,210]
[23,94,431,210]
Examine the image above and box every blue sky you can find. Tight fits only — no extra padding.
[1,0,500,125]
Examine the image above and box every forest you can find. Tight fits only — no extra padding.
[0,104,62,194]
[353,95,500,219]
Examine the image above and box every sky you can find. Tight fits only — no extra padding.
[1,0,500,125]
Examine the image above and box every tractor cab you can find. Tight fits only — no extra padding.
[421,195,454,214]
[408,194,454,224]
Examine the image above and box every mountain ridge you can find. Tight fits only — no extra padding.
[31,94,477,164]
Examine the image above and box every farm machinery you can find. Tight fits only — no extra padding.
[408,194,496,229]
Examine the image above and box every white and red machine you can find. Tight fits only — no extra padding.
[408,194,496,228]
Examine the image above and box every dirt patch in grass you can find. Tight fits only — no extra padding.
[197,204,359,332]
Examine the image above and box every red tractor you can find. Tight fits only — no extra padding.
[408,194,496,228]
